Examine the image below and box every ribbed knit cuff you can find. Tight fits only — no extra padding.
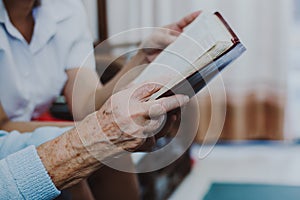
[6,146,60,200]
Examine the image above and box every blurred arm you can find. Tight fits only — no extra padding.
[64,50,148,121]
[0,103,73,133]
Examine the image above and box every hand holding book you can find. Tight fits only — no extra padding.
[140,11,201,62]
[135,12,246,100]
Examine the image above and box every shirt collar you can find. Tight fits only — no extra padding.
[0,0,72,53]
[30,0,72,53]
[43,0,73,23]
[0,1,25,41]
[0,0,6,24]
[29,4,57,53]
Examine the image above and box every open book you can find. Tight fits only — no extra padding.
[133,12,246,100]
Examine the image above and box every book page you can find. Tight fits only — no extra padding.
[133,12,234,85]
[148,41,232,100]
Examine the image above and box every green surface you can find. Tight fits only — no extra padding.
[204,183,300,200]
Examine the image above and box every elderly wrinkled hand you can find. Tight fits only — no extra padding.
[95,82,190,151]
[37,83,189,190]
[140,11,201,62]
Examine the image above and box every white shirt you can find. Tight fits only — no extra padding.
[0,0,95,121]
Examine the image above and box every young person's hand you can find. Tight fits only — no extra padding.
[140,11,201,62]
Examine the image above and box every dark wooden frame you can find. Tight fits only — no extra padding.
[97,0,108,42]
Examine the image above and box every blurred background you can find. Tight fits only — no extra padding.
[81,0,300,142]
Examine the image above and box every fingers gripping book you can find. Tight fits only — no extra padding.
[133,12,246,100]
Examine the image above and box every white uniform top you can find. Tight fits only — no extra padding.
[0,0,96,121]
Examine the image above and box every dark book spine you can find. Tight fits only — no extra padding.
[159,43,246,99]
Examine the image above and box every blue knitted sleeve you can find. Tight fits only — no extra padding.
[0,146,60,199]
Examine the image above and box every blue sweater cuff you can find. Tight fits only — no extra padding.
[6,146,61,200]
